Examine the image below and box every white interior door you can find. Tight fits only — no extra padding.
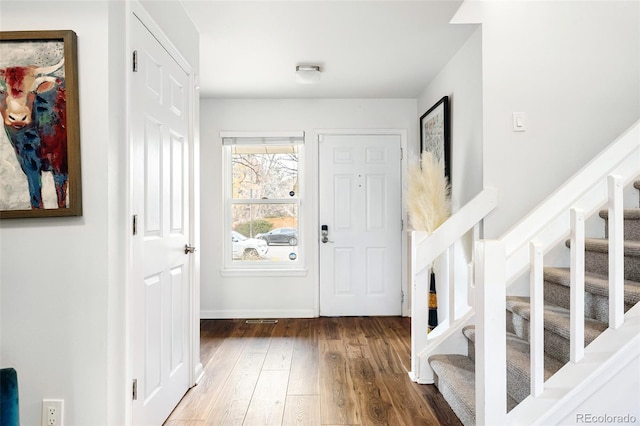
[319,133,402,316]
[131,15,192,425]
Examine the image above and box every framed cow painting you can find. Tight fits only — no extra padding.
[0,30,82,218]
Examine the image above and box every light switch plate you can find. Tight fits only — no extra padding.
[513,112,526,132]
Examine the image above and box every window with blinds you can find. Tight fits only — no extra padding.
[222,132,304,270]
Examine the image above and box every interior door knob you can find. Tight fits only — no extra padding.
[184,244,196,254]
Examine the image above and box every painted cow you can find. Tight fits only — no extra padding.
[0,59,68,209]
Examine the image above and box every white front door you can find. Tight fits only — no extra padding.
[319,133,402,316]
[131,15,192,425]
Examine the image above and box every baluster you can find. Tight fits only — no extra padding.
[448,244,456,324]
[570,208,585,363]
[468,223,481,308]
[529,241,544,396]
[608,174,624,329]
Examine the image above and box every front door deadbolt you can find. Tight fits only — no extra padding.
[321,225,333,244]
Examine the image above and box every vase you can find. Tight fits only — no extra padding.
[428,271,438,332]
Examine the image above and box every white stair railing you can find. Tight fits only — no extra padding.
[410,187,497,383]
[475,120,640,425]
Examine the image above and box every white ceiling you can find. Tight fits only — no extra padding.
[179,0,477,99]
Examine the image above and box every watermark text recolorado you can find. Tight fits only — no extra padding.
[576,413,637,424]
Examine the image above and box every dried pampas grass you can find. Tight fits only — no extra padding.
[407,151,451,233]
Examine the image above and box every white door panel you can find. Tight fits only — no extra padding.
[319,134,402,316]
[132,15,191,425]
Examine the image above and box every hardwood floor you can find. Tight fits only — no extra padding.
[164,317,462,426]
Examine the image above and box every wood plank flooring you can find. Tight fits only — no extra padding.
[164,317,462,426]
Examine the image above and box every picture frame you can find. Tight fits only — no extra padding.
[419,95,450,181]
[0,30,82,219]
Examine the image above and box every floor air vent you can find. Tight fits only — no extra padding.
[245,319,278,324]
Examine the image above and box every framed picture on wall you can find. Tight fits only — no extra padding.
[0,30,82,219]
[419,95,450,181]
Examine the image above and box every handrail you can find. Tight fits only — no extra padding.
[412,187,498,274]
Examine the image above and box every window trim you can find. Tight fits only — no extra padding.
[221,130,304,145]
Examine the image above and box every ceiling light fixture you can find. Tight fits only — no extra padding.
[295,65,321,84]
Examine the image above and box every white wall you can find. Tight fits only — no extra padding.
[417,26,483,210]
[107,2,128,424]
[455,0,640,238]
[200,99,416,318]
[415,26,483,321]
[0,2,113,425]
[0,1,198,425]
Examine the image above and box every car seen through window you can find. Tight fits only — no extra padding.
[232,231,269,260]
[255,228,298,246]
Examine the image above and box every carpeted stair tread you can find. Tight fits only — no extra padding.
[503,333,564,403]
[505,296,607,343]
[429,354,477,425]
[463,326,565,380]
[462,326,564,403]
[462,325,475,341]
[565,238,640,281]
[569,238,640,256]
[544,266,640,306]
[599,208,640,220]
[429,354,518,425]
[600,208,640,241]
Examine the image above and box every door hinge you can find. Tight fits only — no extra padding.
[400,147,403,160]
[132,379,138,401]
[401,219,404,231]
[132,214,138,236]
[401,290,405,304]
[132,50,138,72]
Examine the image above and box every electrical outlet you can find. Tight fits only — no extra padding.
[41,399,64,426]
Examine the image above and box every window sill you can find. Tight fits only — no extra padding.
[220,268,308,278]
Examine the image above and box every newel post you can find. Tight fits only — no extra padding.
[410,231,430,381]
[475,240,507,425]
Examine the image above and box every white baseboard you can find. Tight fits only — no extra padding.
[193,362,204,386]
[200,309,317,319]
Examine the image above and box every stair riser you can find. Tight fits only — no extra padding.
[506,311,573,364]
[507,365,533,404]
[544,281,635,323]
[466,339,532,405]
[584,251,640,281]
[604,217,640,241]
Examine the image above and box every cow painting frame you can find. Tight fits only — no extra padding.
[0,30,81,219]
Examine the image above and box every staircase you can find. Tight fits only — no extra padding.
[408,122,640,425]
[428,180,640,424]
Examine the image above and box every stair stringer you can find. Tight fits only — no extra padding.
[411,310,475,384]
[507,302,640,425]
